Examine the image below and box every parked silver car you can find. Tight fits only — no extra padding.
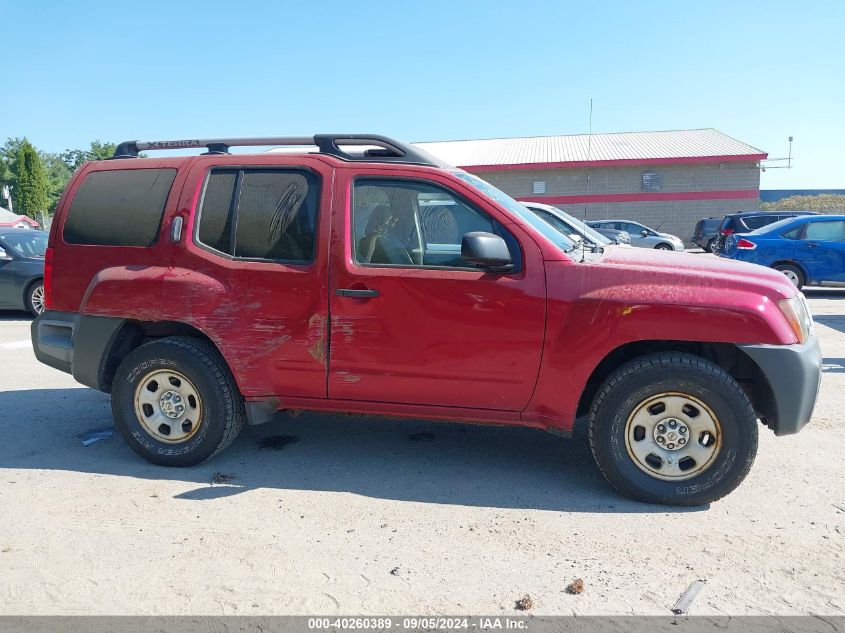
[586,220,685,251]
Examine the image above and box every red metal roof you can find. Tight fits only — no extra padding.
[413,128,766,170]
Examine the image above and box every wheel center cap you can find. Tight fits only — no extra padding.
[654,418,688,451]
[159,390,185,419]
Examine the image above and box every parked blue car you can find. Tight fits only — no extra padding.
[722,214,845,289]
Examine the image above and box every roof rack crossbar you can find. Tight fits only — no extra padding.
[111,134,448,167]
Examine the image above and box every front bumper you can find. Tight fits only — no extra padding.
[738,336,822,436]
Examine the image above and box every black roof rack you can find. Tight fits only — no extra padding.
[111,134,448,167]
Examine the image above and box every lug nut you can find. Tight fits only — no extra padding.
[669,420,677,428]
[657,424,666,432]
[667,443,675,449]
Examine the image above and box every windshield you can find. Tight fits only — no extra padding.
[553,208,611,245]
[0,231,48,258]
[452,171,577,254]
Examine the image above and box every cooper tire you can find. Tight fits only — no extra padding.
[774,263,805,290]
[111,336,245,466]
[589,352,758,505]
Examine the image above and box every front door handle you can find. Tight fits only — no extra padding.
[807,242,819,248]
[335,288,379,298]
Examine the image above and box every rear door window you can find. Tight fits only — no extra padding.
[63,168,177,246]
[196,168,319,262]
[804,220,845,242]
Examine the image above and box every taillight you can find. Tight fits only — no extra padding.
[721,228,735,236]
[736,238,757,250]
[43,247,54,311]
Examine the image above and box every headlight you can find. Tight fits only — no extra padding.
[778,294,813,344]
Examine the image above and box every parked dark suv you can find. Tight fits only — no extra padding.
[30,134,820,506]
[713,211,817,253]
[691,217,722,252]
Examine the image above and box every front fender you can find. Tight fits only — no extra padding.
[523,260,795,431]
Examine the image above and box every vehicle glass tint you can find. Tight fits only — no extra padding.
[529,209,577,238]
[63,169,176,246]
[0,231,48,257]
[742,216,771,230]
[198,171,237,254]
[235,171,318,261]
[197,169,319,262]
[781,226,803,240]
[805,220,845,242]
[352,179,519,269]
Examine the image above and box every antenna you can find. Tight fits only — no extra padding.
[583,98,593,221]
[761,136,794,170]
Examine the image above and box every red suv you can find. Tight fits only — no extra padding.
[32,135,821,505]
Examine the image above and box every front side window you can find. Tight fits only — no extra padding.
[197,168,319,262]
[352,179,519,269]
[804,220,845,242]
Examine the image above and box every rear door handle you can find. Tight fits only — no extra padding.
[335,288,379,298]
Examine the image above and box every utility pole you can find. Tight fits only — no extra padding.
[1,185,12,213]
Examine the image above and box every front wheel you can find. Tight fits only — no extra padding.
[111,336,245,466]
[654,243,673,250]
[589,352,758,505]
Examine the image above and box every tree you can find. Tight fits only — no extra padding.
[14,140,50,218]
[61,140,117,172]
[761,194,845,214]
[40,151,72,212]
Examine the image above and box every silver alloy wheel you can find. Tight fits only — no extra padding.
[781,269,801,287]
[134,369,203,443]
[624,392,722,481]
[30,284,45,315]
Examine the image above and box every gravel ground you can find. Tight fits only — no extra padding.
[0,289,843,616]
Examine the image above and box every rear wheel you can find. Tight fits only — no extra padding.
[774,263,805,289]
[705,239,716,253]
[111,336,245,466]
[589,352,758,505]
[25,281,45,316]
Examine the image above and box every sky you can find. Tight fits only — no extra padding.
[2,0,843,189]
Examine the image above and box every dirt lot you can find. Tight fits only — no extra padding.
[1,290,843,616]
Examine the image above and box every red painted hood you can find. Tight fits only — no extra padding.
[595,246,797,301]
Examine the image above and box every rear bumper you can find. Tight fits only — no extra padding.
[738,337,822,436]
[31,310,127,392]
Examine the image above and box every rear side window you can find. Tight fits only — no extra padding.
[63,169,177,246]
[197,168,319,262]
[742,215,771,230]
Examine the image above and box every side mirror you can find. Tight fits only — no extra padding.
[461,232,513,272]
[0,248,11,261]
[641,230,649,237]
